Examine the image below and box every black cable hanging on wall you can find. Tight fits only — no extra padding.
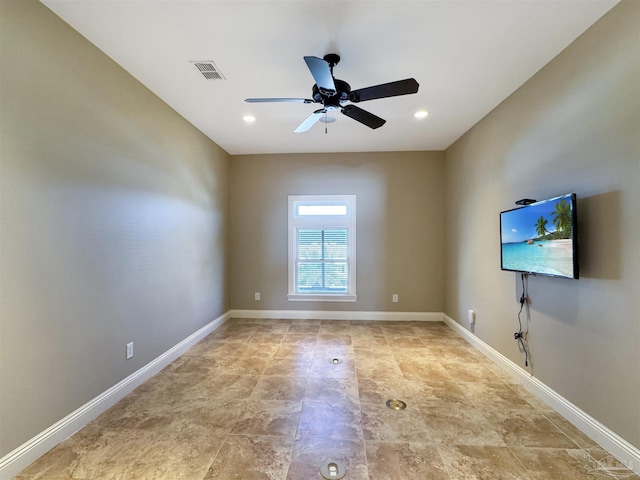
[514,273,531,367]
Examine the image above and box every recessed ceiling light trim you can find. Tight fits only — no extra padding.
[414,110,429,119]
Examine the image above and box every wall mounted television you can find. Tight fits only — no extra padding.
[500,193,579,279]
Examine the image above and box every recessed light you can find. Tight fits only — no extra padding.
[243,115,256,123]
[414,110,429,119]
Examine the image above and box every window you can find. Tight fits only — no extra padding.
[288,195,356,302]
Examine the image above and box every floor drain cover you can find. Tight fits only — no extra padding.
[386,399,407,410]
[329,358,343,364]
[320,460,346,479]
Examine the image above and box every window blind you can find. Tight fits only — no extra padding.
[296,229,348,293]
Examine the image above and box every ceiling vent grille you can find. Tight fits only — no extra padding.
[191,61,226,81]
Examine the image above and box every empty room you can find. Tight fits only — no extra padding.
[1,0,638,479]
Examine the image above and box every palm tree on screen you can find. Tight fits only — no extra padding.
[551,198,571,236]
[535,216,548,238]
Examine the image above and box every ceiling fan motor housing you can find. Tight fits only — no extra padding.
[312,79,351,107]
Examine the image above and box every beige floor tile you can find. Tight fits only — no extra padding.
[439,360,507,383]
[180,374,259,401]
[407,380,471,409]
[186,340,243,359]
[230,400,302,437]
[350,333,389,347]
[437,444,533,480]
[232,343,281,357]
[203,329,254,343]
[254,324,291,334]
[263,356,312,377]
[365,441,450,480]
[247,332,286,344]
[165,355,227,375]
[290,318,322,325]
[349,324,384,335]
[316,333,352,346]
[280,333,317,345]
[421,405,506,446]
[458,382,538,412]
[17,318,634,480]
[397,359,456,383]
[357,376,416,405]
[204,435,293,480]
[287,437,368,480]
[221,356,270,376]
[15,435,80,478]
[312,345,354,362]
[250,375,307,401]
[308,355,356,378]
[352,344,395,358]
[424,343,483,362]
[318,324,352,335]
[391,346,439,363]
[304,376,359,403]
[485,409,578,448]
[384,334,427,348]
[541,411,599,449]
[355,358,405,380]
[297,399,362,440]
[360,402,434,443]
[286,324,320,335]
[272,343,315,359]
[39,427,221,480]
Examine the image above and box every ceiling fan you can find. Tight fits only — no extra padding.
[245,53,419,133]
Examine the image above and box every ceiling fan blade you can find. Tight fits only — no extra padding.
[303,56,336,96]
[349,78,419,103]
[341,105,386,129]
[294,109,325,133]
[245,97,314,103]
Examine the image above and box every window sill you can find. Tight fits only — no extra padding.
[287,294,357,303]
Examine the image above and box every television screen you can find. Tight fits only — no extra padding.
[500,193,579,279]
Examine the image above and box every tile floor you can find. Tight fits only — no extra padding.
[16,319,639,480]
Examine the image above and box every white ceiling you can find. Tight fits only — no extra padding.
[40,0,618,155]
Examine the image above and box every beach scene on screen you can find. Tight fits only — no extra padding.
[501,196,575,278]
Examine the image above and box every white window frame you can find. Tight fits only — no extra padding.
[288,195,357,302]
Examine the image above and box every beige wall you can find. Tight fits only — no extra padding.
[444,0,640,448]
[0,0,230,455]
[229,152,445,312]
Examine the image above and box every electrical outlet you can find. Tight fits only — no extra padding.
[254,292,261,301]
[126,342,134,360]
[392,294,398,303]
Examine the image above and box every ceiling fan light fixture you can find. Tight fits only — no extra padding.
[414,110,429,119]
[319,116,336,124]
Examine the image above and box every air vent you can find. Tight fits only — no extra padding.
[191,61,226,81]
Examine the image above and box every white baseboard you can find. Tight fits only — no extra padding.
[442,314,639,476]
[0,312,231,480]
[229,309,443,322]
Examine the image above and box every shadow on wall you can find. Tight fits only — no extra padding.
[578,190,621,280]
[513,190,621,325]
[523,274,579,325]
